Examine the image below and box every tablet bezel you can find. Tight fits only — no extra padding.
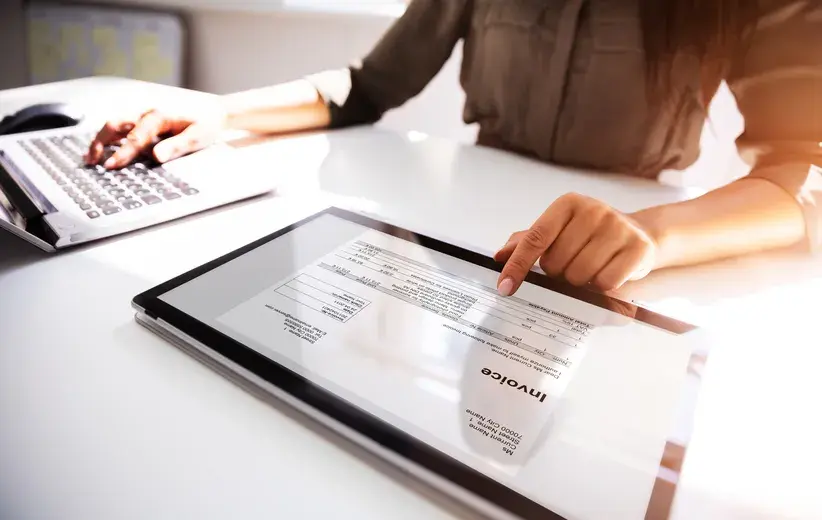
[133,206,698,520]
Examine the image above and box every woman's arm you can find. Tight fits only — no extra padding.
[88,0,471,168]
[640,0,822,269]
[641,0,822,269]
[222,80,331,135]
[225,0,473,134]
[631,176,808,269]
[493,175,810,297]
[85,79,331,168]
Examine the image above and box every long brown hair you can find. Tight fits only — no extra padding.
[639,0,757,104]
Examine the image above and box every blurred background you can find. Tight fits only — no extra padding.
[0,0,749,187]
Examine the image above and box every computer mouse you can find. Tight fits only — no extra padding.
[0,102,84,136]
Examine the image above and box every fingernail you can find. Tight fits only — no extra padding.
[103,158,115,169]
[498,278,514,297]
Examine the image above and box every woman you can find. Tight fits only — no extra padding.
[85,0,822,297]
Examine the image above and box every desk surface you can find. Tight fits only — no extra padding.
[2,78,822,520]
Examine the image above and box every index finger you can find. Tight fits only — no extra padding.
[103,111,167,169]
[497,202,574,296]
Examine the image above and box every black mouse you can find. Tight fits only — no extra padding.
[0,102,84,136]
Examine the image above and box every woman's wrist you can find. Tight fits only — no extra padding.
[629,206,676,271]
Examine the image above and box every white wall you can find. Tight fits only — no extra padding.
[185,9,477,143]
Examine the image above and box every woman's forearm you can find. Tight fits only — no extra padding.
[221,79,331,135]
[631,177,807,270]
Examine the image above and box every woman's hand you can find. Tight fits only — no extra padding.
[84,105,227,169]
[494,193,658,296]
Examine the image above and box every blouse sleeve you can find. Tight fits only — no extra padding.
[305,0,472,129]
[727,0,822,251]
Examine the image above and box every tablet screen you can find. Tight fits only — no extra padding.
[155,210,704,520]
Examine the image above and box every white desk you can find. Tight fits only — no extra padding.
[2,78,822,520]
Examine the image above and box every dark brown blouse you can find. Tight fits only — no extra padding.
[309,0,822,249]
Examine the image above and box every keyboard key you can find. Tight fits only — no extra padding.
[19,134,198,220]
[69,135,88,150]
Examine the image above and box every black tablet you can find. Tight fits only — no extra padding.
[133,206,707,520]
